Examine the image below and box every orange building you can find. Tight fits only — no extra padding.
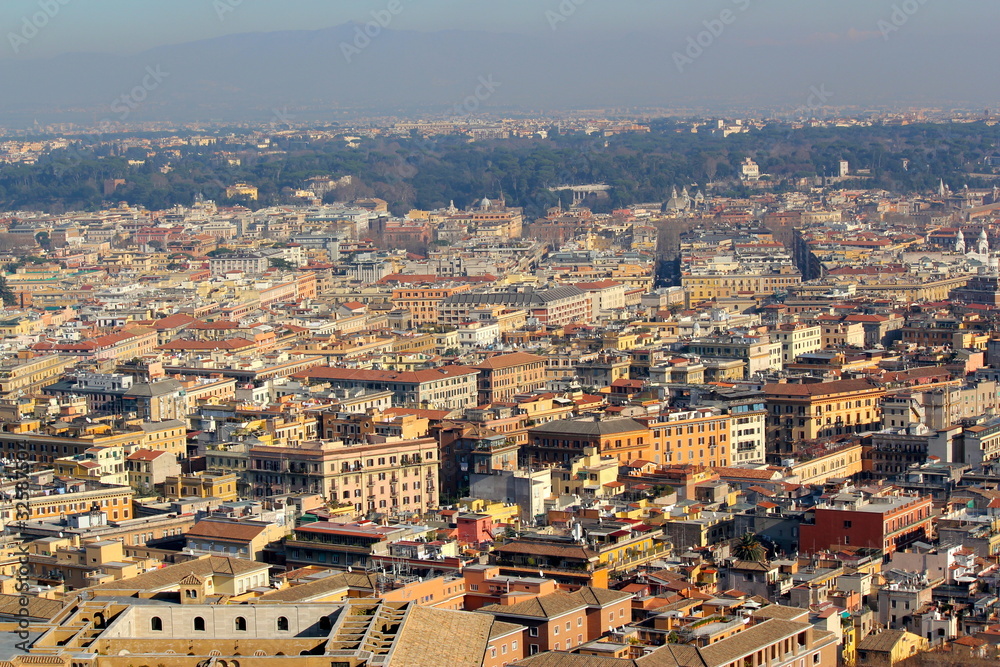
[473,352,548,404]
[641,408,733,468]
[525,417,652,466]
[391,283,474,325]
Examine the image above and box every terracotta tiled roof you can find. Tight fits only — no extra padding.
[292,365,478,383]
[186,520,267,542]
[391,605,494,667]
[764,378,881,397]
[474,352,547,370]
[479,590,587,619]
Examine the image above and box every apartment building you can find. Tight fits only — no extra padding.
[682,267,802,301]
[291,365,479,411]
[473,352,547,404]
[208,253,269,275]
[765,378,886,447]
[25,537,154,590]
[44,373,190,421]
[0,420,188,465]
[53,446,128,486]
[439,286,592,327]
[283,521,420,569]
[574,280,627,320]
[250,437,439,517]
[390,283,474,325]
[696,388,768,466]
[771,323,822,366]
[163,471,239,502]
[644,408,734,468]
[524,416,651,466]
[477,586,632,657]
[0,482,135,525]
[32,326,159,362]
[799,489,933,556]
[813,317,866,349]
[125,449,181,489]
[684,334,782,378]
[0,353,78,397]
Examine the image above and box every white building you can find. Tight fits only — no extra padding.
[457,321,501,348]
[771,323,822,366]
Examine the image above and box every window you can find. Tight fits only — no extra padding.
[235,617,247,631]
[553,625,559,635]
[277,616,289,631]
[470,584,478,591]
[528,627,539,637]
[843,520,852,529]
[577,617,583,627]
[194,617,205,632]
[530,645,539,655]
[151,616,162,631]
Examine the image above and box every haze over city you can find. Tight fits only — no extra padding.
[1,4,1000,667]
[0,0,997,124]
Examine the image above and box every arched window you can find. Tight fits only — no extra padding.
[194,616,206,632]
[235,617,247,632]
[277,616,289,631]
[151,616,163,632]
[319,616,332,632]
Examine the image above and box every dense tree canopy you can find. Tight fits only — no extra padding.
[10,121,1000,218]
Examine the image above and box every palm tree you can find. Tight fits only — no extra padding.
[733,532,767,563]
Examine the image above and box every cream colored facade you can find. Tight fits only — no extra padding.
[0,354,78,396]
[789,443,865,486]
[771,324,821,365]
[682,269,801,301]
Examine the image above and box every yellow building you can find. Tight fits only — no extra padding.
[682,268,802,301]
[225,183,258,200]
[3,484,135,524]
[458,498,521,526]
[765,378,885,444]
[649,408,734,468]
[53,446,128,486]
[0,354,78,397]
[789,443,865,486]
[163,471,239,502]
[551,447,623,499]
[856,629,929,667]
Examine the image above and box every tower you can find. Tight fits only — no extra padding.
[978,229,989,256]
[955,229,966,254]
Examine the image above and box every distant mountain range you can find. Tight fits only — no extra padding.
[0,24,996,127]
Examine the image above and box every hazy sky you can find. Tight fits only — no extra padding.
[0,0,995,123]
[2,0,990,59]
